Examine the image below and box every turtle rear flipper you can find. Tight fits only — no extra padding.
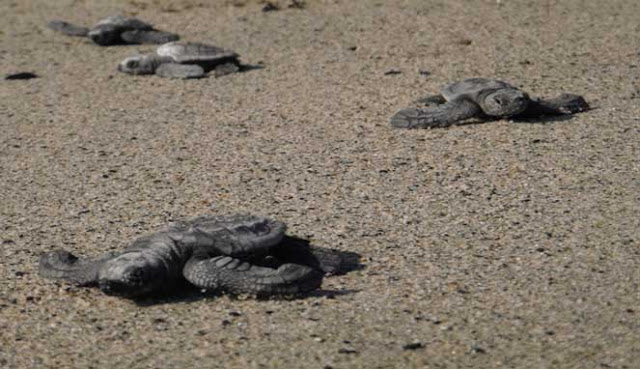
[121,30,179,45]
[155,63,206,79]
[268,237,358,275]
[214,62,240,77]
[39,250,112,286]
[390,99,480,129]
[520,94,590,117]
[183,254,323,296]
[47,20,89,37]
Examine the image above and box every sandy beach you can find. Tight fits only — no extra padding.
[1,0,639,367]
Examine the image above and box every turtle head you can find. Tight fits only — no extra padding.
[88,25,121,46]
[117,55,157,75]
[98,252,168,297]
[482,89,529,117]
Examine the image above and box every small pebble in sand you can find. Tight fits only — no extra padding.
[5,72,38,80]
[384,69,402,76]
[338,347,358,354]
[288,0,306,9]
[402,341,425,350]
[262,2,279,12]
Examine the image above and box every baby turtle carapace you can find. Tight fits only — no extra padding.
[47,15,179,46]
[391,78,589,128]
[39,215,344,298]
[117,42,241,79]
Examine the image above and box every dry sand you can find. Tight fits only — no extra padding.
[1,0,640,368]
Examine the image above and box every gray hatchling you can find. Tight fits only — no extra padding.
[47,15,179,46]
[391,78,589,129]
[117,42,241,79]
[39,215,345,298]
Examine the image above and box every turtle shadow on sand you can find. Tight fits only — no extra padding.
[132,286,362,307]
[236,63,265,73]
[438,108,587,128]
[510,107,598,125]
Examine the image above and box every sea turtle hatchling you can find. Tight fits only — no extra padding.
[117,42,242,79]
[47,15,179,46]
[39,215,345,298]
[391,78,589,129]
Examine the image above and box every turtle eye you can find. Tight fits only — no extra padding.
[126,60,139,69]
[493,96,503,105]
[126,268,145,283]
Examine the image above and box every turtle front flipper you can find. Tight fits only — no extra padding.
[46,20,89,37]
[39,250,113,286]
[390,99,481,129]
[121,30,179,45]
[155,63,206,79]
[183,253,323,296]
[519,93,590,117]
